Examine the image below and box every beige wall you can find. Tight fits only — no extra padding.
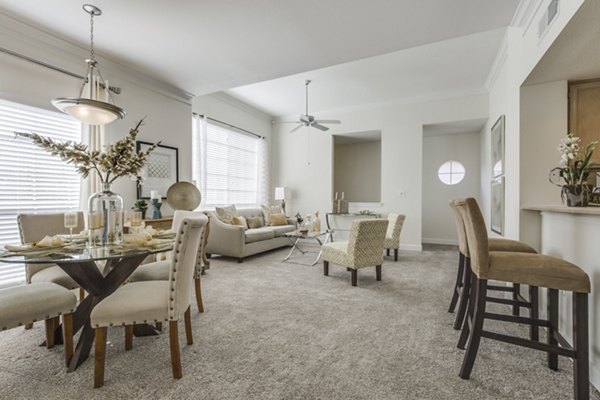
[333,141,381,203]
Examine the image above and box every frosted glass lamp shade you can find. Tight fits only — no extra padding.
[274,187,290,200]
[52,98,126,126]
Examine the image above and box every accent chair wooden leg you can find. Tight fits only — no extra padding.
[457,267,475,348]
[351,269,357,287]
[323,261,329,276]
[94,327,107,388]
[24,322,33,330]
[459,278,488,379]
[547,288,559,371]
[125,325,133,351]
[169,321,183,379]
[512,283,521,316]
[454,257,471,331]
[529,285,539,342]
[386,249,390,257]
[194,278,204,313]
[45,317,57,349]
[63,313,73,367]
[237,258,243,263]
[573,292,589,400]
[376,265,382,281]
[79,288,85,301]
[448,252,464,313]
[184,307,193,345]
[394,248,398,262]
[156,321,163,331]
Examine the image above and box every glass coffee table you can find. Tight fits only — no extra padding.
[282,230,333,266]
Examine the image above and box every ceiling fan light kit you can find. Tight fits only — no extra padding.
[52,4,126,126]
[289,80,341,133]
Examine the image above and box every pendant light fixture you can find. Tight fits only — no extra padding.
[52,4,126,125]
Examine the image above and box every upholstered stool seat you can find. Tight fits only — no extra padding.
[30,265,79,288]
[488,252,590,293]
[488,238,536,253]
[129,260,170,282]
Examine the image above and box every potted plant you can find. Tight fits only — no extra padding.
[133,199,148,219]
[549,134,598,207]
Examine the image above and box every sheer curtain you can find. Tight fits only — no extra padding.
[79,124,108,211]
[257,137,269,205]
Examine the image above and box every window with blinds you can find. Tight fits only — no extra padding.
[193,118,262,208]
[0,98,81,288]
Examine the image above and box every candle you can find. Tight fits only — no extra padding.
[150,190,160,200]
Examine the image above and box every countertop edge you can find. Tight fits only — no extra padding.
[522,205,600,215]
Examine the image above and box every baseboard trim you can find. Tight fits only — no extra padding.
[421,238,458,246]
[400,244,422,252]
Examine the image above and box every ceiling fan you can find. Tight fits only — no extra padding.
[287,80,341,132]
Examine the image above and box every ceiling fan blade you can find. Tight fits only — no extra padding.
[299,114,311,123]
[311,123,329,131]
[290,124,304,133]
[274,120,301,124]
[314,120,341,124]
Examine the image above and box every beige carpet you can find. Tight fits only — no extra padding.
[0,244,598,399]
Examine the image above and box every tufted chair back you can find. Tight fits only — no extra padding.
[167,215,208,321]
[171,210,207,279]
[455,198,489,279]
[449,200,469,257]
[347,219,389,268]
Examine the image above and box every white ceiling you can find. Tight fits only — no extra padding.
[423,118,487,137]
[0,0,520,100]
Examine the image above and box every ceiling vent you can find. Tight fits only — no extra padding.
[538,0,559,39]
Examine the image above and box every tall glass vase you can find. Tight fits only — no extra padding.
[88,182,124,246]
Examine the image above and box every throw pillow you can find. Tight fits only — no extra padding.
[261,204,283,225]
[215,204,237,224]
[269,213,288,226]
[231,215,247,230]
[246,217,264,229]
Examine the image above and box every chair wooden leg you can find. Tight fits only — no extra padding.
[529,285,539,342]
[323,261,329,276]
[448,252,464,313]
[573,292,589,400]
[63,313,73,367]
[125,325,133,351]
[237,258,244,263]
[184,307,193,345]
[169,321,183,379]
[194,278,204,313]
[386,249,390,256]
[45,317,57,349]
[394,248,398,262]
[459,278,488,379]
[512,283,521,316]
[454,257,471,331]
[156,321,163,331]
[94,327,107,388]
[375,265,382,281]
[351,269,357,286]
[79,288,85,301]
[457,267,475,348]
[24,322,33,330]
[547,288,559,371]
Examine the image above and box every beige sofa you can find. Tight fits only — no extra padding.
[205,208,296,262]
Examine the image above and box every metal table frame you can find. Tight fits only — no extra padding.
[282,230,333,266]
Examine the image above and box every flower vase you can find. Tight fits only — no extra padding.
[88,182,123,246]
[561,185,590,207]
[151,199,162,219]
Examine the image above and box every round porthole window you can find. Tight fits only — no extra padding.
[438,161,465,185]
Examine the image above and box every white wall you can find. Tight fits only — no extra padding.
[422,132,481,245]
[333,141,381,203]
[273,94,489,251]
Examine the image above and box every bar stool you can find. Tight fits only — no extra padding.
[456,198,590,400]
[447,200,537,331]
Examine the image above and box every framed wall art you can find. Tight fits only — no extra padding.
[491,115,505,178]
[136,141,179,199]
[491,177,504,235]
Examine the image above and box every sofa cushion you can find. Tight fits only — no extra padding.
[247,216,264,229]
[237,208,265,223]
[269,225,296,237]
[269,213,287,226]
[245,228,275,243]
[232,215,247,229]
[261,204,283,225]
[215,204,237,224]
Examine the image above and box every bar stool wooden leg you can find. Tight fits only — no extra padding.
[194,278,204,313]
[459,278,488,379]
[63,313,73,367]
[448,252,464,313]
[457,267,475,349]
[169,321,182,379]
[184,306,193,345]
[512,283,521,316]
[547,288,559,371]
[529,286,539,342]
[45,317,57,349]
[94,327,107,388]
[573,292,589,400]
[454,258,471,331]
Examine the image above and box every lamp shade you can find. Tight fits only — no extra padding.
[274,187,290,200]
[52,98,126,125]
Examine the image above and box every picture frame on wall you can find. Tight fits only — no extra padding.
[136,141,179,199]
[491,177,505,235]
[491,115,505,178]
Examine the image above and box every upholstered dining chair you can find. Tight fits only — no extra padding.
[447,200,537,332]
[383,213,405,262]
[91,215,207,388]
[322,219,388,286]
[0,282,76,366]
[129,210,207,313]
[456,198,590,400]
[18,212,85,293]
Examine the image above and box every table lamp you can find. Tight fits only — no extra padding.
[274,187,291,215]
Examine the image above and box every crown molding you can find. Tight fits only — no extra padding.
[511,0,543,29]
[484,31,509,91]
[0,11,194,105]
[208,92,274,122]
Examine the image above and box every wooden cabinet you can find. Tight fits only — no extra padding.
[569,79,600,163]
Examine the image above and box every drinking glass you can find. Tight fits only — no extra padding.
[64,212,78,238]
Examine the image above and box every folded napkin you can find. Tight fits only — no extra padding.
[35,235,64,248]
[123,233,152,245]
[3,243,34,252]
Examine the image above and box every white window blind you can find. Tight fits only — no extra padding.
[193,116,264,208]
[0,98,81,287]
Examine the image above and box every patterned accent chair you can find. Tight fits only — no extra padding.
[91,215,207,388]
[383,213,405,261]
[0,282,76,366]
[321,219,389,286]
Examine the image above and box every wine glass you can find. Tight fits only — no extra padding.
[64,212,78,239]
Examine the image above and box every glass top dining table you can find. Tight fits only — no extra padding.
[0,238,174,372]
